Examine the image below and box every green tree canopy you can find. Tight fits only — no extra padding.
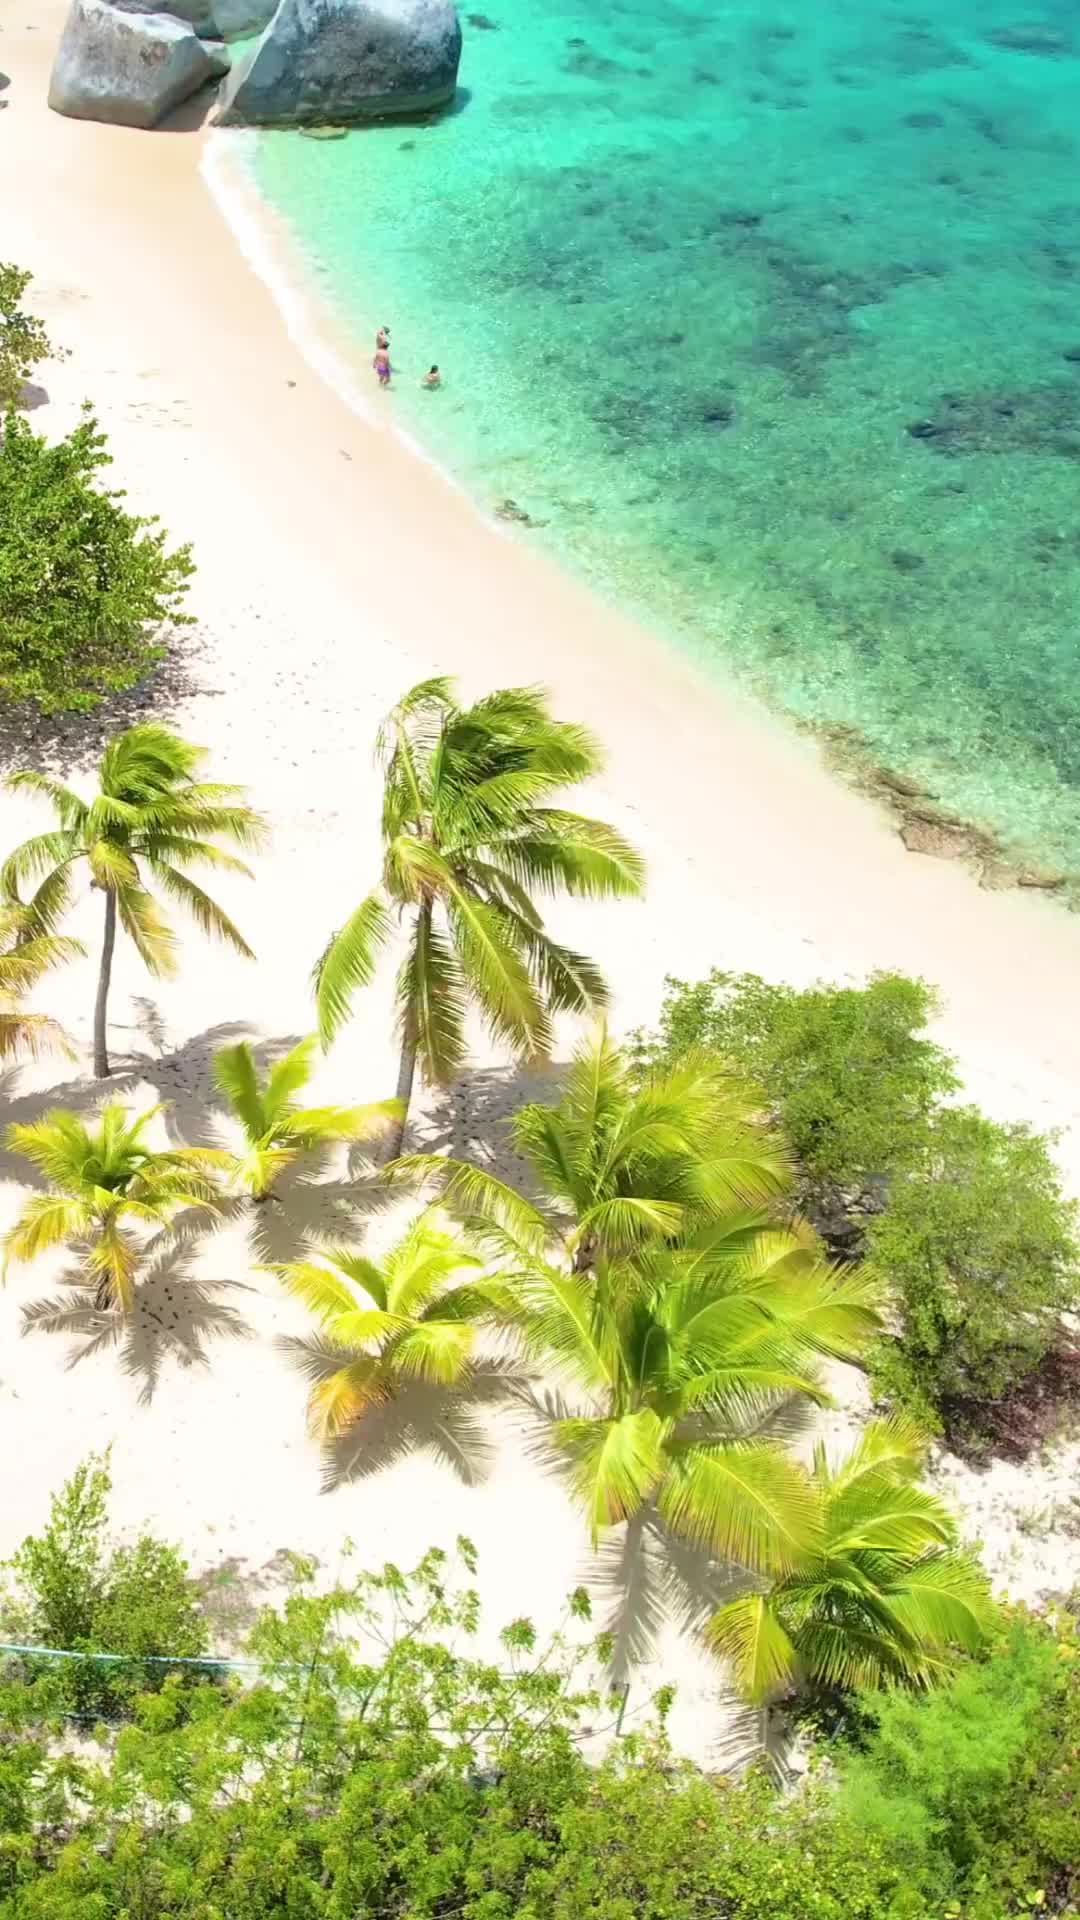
[0,408,192,713]
[3,1099,225,1312]
[3,722,266,1076]
[709,1415,994,1703]
[211,1034,400,1200]
[0,263,59,412]
[314,678,645,1154]
[271,1210,490,1438]
[400,1023,792,1273]
[632,969,957,1200]
[867,1106,1080,1448]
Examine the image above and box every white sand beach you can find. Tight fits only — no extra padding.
[2,0,1080,1758]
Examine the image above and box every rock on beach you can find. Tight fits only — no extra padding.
[214,0,462,127]
[48,0,227,127]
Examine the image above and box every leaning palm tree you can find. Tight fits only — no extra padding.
[0,892,84,1063]
[270,1211,490,1439]
[399,1023,792,1272]
[211,1036,401,1200]
[2,1101,227,1311]
[498,1221,880,1574]
[314,679,645,1156]
[2,723,267,1077]
[707,1416,995,1703]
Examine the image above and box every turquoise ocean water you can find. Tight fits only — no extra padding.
[251,1,1080,873]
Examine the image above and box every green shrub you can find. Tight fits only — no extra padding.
[632,969,956,1199]
[0,264,59,412]
[867,1107,1080,1447]
[0,407,193,713]
[835,1609,1079,1917]
[0,1455,207,1718]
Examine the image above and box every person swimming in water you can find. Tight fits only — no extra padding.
[421,364,441,389]
[373,343,392,387]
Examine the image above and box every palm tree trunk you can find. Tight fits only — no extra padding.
[388,1036,417,1160]
[93,888,117,1078]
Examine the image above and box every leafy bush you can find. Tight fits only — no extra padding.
[0,1455,207,1717]
[867,1107,1080,1449]
[0,1537,930,1920]
[632,970,956,1209]
[0,264,59,411]
[835,1608,1079,1917]
[635,969,1079,1449]
[0,407,193,712]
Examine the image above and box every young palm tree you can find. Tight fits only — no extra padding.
[270,1211,490,1439]
[399,1024,792,1272]
[211,1036,402,1201]
[707,1416,995,1703]
[2,723,266,1078]
[499,1223,880,1573]
[2,1101,227,1311]
[0,893,84,1064]
[314,679,645,1156]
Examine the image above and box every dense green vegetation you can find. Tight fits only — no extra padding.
[0,1457,207,1721]
[0,1491,1074,1919]
[0,264,58,413]
[0,411,192,715]
[634,970,1080,1452]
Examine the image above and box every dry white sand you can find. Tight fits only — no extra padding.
[2,0,1079,1759]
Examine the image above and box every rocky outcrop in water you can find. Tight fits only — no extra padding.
[48,0,229,128]
[214,0,463,128]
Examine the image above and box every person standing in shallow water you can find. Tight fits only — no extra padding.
[373,342,392,387]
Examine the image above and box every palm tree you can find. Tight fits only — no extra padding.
[314,679,645,1156]
[0,891,84,1064]
[270,1211,490,1439]
[707,1416,995,1703]
[3,1101,227,1311]
[399,1024,792,1272]
[211,1036,402,1201]
[496,1222,880,1573]
[2,723,266,1078]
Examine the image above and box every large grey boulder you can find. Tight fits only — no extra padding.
[214,0,462,127]
[210,0,278,37]
[49,0,227,127]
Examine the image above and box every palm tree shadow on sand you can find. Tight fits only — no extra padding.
[278,1345,534,1494]
[243,1149,394,1270]
[515,1379,817,1777]
[407,1060,568,1188]
[19,1226,253,1406]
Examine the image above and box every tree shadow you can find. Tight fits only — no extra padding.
[0,629,207,775]
[406,1058,568,1193]
[244,1154,393,1268]
[19,1231,252,1405]
[279,1347,533,1492]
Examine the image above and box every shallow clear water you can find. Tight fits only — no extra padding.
[252,0,1080,872]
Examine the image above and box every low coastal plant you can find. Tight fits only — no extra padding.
[2,1100,225,1312]
[271,1210,490,1438]
[867,1105,1080,1452]
[211,1033,400,1199]
[631,968,957,1231]
[2,721,267,1076]
[0,406,191,713]
[0,1454,207,1720]
[708,1415,995,1705]
[0,262,60,412]
[314,676,645,1156]
[0,1523,1075,1918]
